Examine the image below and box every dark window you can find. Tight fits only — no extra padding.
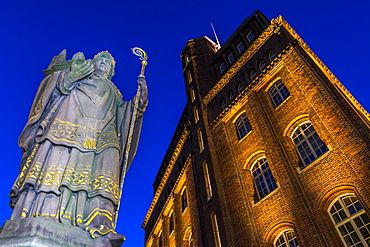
[169,213,174,233]
[237,41,246,53]
[235,113,252,140]
[251,158,277,200]
[229,90,235,101]
[292,122,328,167]
[259,60,267,71]
[268,50,277,61]
[268,80,290,107]
[274,230,299,247]
[250,69,257,81]
[221,99,226,110]
[219,62,226,74]
[182,189,188,212]
[237,82,244,94]
[228,52,236,64]
[246,30,256,42]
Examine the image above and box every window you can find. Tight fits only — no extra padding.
[268,79,290,107]
[250,69,257,81]
[329,194,370,247]
[169,212,174,233]
[190,87,195,102]
[228,52,236,64]
[274,230,299,247]
[251,158,277,200]
[185,54,189,65]
[211,212,222,247]
[193,106,199,123]
[291,122,328,167]
[268,50,277,61]
[235,113,252,140]
[202,161,213,200]
[259,60,267,71]
[182,188,188,212]
[246,30,256,42]
[229,90,235,101]
[237,41,246,53]
[198,129,204,152]
[237,82,244,94]
[187,70,193,83]
[221,98,227,111]
[219,62,226,74]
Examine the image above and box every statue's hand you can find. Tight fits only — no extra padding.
[137,77,148,99]
[69,59,94,81]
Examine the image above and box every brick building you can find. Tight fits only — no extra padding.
[142,10,370,247]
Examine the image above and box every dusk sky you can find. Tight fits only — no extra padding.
[1,1,369,246]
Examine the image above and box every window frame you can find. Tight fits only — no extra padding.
[251,157,278,200]
[236,41,246,54]
[268,79,290,108]
[250,69,257,81]
[227,52,236,64]
[182,188,188,212]
[291,122,328,167]
[246,30,256,43]
[202,161,213,200]
[219,62,226,74]
[235,112,252,140]
[328,194,370,247]
[274,229,299,247]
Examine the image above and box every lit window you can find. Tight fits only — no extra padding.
[228,52,236,64]
[202,161,213,200]
[229,90,235,101]
[246,30,256,42]
[211,212,222,247]
[169,212,174,233]
[251,158,277,200]
[291,122,328,167]
[237,82,244,94]
[237,41,246,54]
[198,129,204,152]
[235,113,252,140]
[274,230,299,247]
[219,62,226,74]
[268,50,277,61]
[187,70,193,83]
[250,69,257,81]
[193,106,199,123]
[190,87,195,102]
[182,188,188,212]
[259,60,267,71]
[268,79,290,108]
[221,99,226,110]
[185,55,189,65]
[329,194,370,246]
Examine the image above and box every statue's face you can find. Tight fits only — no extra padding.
[94,56,112,78]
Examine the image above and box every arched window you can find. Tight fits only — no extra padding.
[229,90,235,101]
[182,188,188,212]
[251,157,277,200]
[291,122,328,167]
[274,229,299,247]
[202,161,213,200]
[259,60,267,71]
[197,129,204,152]
[235,113,252,140]
[169,211,174,233]
[250,69,257,81]
[237,82,244,94]
[211,212,222,247]
[268,79,290,107]
[193,106,199,123]
[190,87,195,102]
[187,70,193,83]
[269,50,277,61]
[221,98,227,110]
[329,194,370,246]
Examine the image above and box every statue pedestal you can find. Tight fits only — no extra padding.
[0,218,124,247]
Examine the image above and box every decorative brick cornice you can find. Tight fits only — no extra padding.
[202,16,285,106]
[142,123,190,228]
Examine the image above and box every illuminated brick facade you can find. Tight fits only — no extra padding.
[143,10,370,246]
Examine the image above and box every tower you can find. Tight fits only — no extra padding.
[143,10,370,246]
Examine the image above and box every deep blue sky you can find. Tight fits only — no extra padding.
[1,1,369,246]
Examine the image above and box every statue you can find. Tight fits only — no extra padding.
[8,50,148,245]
